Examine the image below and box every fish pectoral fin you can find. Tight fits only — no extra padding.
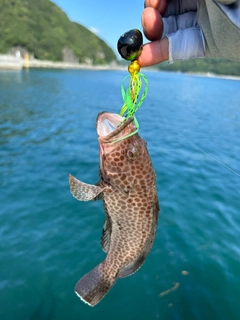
[69,174,104,201]
[93,182,105,200]
[101,215,112,253]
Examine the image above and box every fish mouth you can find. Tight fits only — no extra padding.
[97,112,134,143]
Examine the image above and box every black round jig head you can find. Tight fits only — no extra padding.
[117,29,143,61]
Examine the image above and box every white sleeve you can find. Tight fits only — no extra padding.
[167,27,205,62]
[162,11,205,62]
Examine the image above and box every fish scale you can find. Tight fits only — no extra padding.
[69,112,159,306]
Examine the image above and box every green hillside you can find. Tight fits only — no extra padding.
[0,0,116,64]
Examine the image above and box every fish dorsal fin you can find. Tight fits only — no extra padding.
[101,215,112,253]
[69,174,104,201]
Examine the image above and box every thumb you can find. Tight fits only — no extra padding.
[138,38,169,67]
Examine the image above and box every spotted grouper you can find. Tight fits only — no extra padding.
[69,111,159,306]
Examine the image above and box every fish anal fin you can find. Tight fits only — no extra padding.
[117,252,147,278]
[69,174,104,201]
[101,215,112,253]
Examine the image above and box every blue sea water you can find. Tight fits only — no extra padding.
[0,69,240,320]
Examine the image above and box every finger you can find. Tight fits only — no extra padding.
[142,7,164,41]
[137,38,169,67]
[144,0,167,15]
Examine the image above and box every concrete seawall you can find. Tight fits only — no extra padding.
[29,59,122,70]
[0,55,23,70]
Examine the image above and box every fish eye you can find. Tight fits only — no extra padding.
[126,146,140,161]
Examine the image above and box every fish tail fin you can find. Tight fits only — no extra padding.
[74,262,116,307]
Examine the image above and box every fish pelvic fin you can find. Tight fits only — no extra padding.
[69,174,104,201]
[74,262,116,307]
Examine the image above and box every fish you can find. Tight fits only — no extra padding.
[69,111,159,306]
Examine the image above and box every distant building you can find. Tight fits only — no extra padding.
[8,46,34,60]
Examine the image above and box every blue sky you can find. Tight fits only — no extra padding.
[52,0,145,56]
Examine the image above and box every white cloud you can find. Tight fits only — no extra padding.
[89,27,100,35]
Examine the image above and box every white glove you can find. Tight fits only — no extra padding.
[161,0,205,62]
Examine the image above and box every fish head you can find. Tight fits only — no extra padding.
[96,112,149,189]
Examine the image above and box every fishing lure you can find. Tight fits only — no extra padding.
[117,29,148,139]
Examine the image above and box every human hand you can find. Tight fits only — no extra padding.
[138,0,205,67]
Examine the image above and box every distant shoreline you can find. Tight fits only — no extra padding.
[0,56,239,81]
[185,71,240,81]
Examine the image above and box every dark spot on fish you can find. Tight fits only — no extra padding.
[117,221,123,230]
